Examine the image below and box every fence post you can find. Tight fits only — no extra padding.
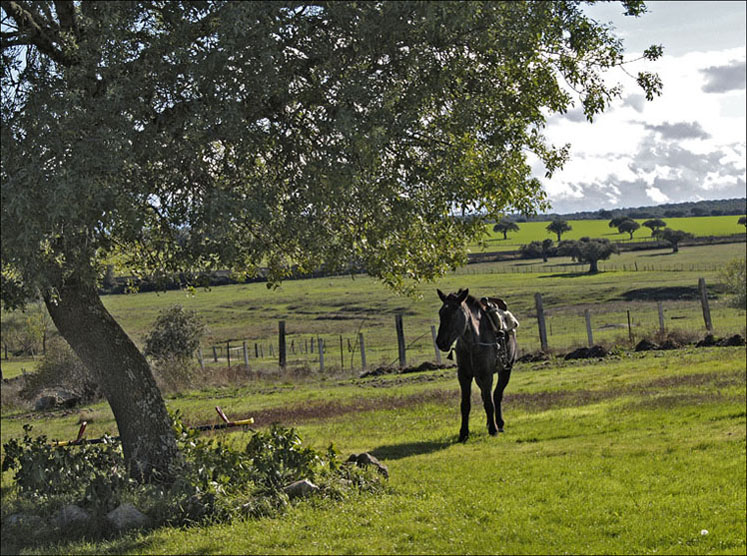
[340,335,344,369]
[584,309,593,347]
[197,347,205,371]
[255,343,259,358]
[431,325,442,365]
[627,310,633,342]
[226,340,231,368]
[534,293,548,352]
[359,333,367,370]
[318,338,324,372]
[698,278,713,332]
[212,346,218,363]
[657,302,665,334]
[395,313,406,368]
[278,321,286,369]
[243,341,249,368]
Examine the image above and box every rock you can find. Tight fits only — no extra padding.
[51,504,89,529]
[658,339,680,350]
[346,452,389,478]
[588,345,609,358]
[106,503,150,532]
[282,479,319,498]
[34,389,81,411]
[635,339,658,352]
[4,513,46,532]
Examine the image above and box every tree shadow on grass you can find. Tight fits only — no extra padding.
[371,439,452,461]
[537,271,591,279]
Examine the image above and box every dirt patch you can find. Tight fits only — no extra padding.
[564,346,609,360]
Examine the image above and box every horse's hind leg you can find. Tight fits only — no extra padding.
[476,375,498,436]
[458,370,472,442]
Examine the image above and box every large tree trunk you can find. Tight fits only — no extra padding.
[44,279,178,482]
[588,259,599,273]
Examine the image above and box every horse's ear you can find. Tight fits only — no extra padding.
[437,289,447,303]
[456,288,469,304]
[492,297,508,311]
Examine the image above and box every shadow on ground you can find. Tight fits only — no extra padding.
[371,439,452,461]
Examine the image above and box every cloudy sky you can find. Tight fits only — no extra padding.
[534,1,746,214]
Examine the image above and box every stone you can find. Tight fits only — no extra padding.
[34,389,81,411]
[106,503,150,532]
[51,504,89,529]
[282,479,319,498]
[346,452,389,478]
[634,339,658,352]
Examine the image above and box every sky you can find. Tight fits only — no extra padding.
[534,1,746,214]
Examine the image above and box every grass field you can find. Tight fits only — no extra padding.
[471,215,746,252]
[2,242,743,378]
[2,346,745,554]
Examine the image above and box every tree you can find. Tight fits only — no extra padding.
[718,258,746,309]
[493,218,520,240]
[657,228,693,253]
[609,216,629,229]
[739,216,747,228]
[643,218,666,236]
[617,218,641,239]
[563,237,618,273]
[1,1,662,481]
[546,219,572,242]
[519,239,555,262]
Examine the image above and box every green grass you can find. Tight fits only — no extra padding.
[3,347,744,554]
[0,358,36,380]
[87,242,745,371]
[472,215,745,252]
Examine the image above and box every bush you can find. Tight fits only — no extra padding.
[719,257,746,309]
[143,305,206,392]
[21,337,101,404]
[1,414,384,547]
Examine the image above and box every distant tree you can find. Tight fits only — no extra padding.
[546,219,572,242]
[658,228,693,253]
[493,219,520,240]
[617,219,641,239]
[643,218,667,236]
[719,257,746,309]
[609,216,629,229]
[556,239,579,261]
[691,207,708,216]
[575,237,619,273]
[738,216,747,228]
[664,210,685,218]
[520,239,556,262]
[597,209,613,219]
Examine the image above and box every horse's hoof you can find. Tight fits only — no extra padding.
[498,428,504,433]
[489,430,498,437]
[458,434,469,443]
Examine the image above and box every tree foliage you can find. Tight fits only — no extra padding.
[559,237,618,273]
[657,228,693,253]
[546,219,572,241]
[493,218,520,239]
[643,218,666,235]
[2,1,663,300]
[616,218,640,239]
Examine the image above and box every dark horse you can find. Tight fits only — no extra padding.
[436,288,517,442]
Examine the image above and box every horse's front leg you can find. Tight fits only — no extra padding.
[476,374,498,436]
[457,369,472,442]
[493,366,513,432]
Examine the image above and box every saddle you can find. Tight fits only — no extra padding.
[479,296,513,370]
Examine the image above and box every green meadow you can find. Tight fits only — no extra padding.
[2,347,745,554]
[472,215,745,252]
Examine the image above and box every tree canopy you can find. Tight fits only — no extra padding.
[1,0,662,479]
[617,218,640,239]
[643,218,666,235]
[546,219,572,241]
[561,237,618,273]
[493,218,520,240]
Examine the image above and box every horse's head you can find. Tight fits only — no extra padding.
[435,288,470,352]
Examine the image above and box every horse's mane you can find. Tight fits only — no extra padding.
[454,289,483,313]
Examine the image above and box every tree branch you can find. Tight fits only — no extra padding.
[1,0,75,66]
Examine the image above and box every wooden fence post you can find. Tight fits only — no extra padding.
[359,333,367,370]
[340,335,344,369]
[431,325,442,365]
[657,302,665,334]
[226,340,231,368]
[255,343,259,358]
[212,346,218,363]
[197,347,205,371]
[698,278,713,332]
[534,293,548,352]
[242,341,249,368]
[627,310,633,342]
[278,321,286,369]
[318,338,324,372]
[584,309,593,347]
[395,313,406,368]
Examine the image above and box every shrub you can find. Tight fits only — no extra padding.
[143,305,206,392]
[1,414,384,547]
[21,337,101,404]
[719,257,746,309]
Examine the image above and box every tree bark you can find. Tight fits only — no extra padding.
[43,279,178,482]
[588,259,599,273]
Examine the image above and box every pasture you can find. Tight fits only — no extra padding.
[1,347,745,554]
[471,215,745,252]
